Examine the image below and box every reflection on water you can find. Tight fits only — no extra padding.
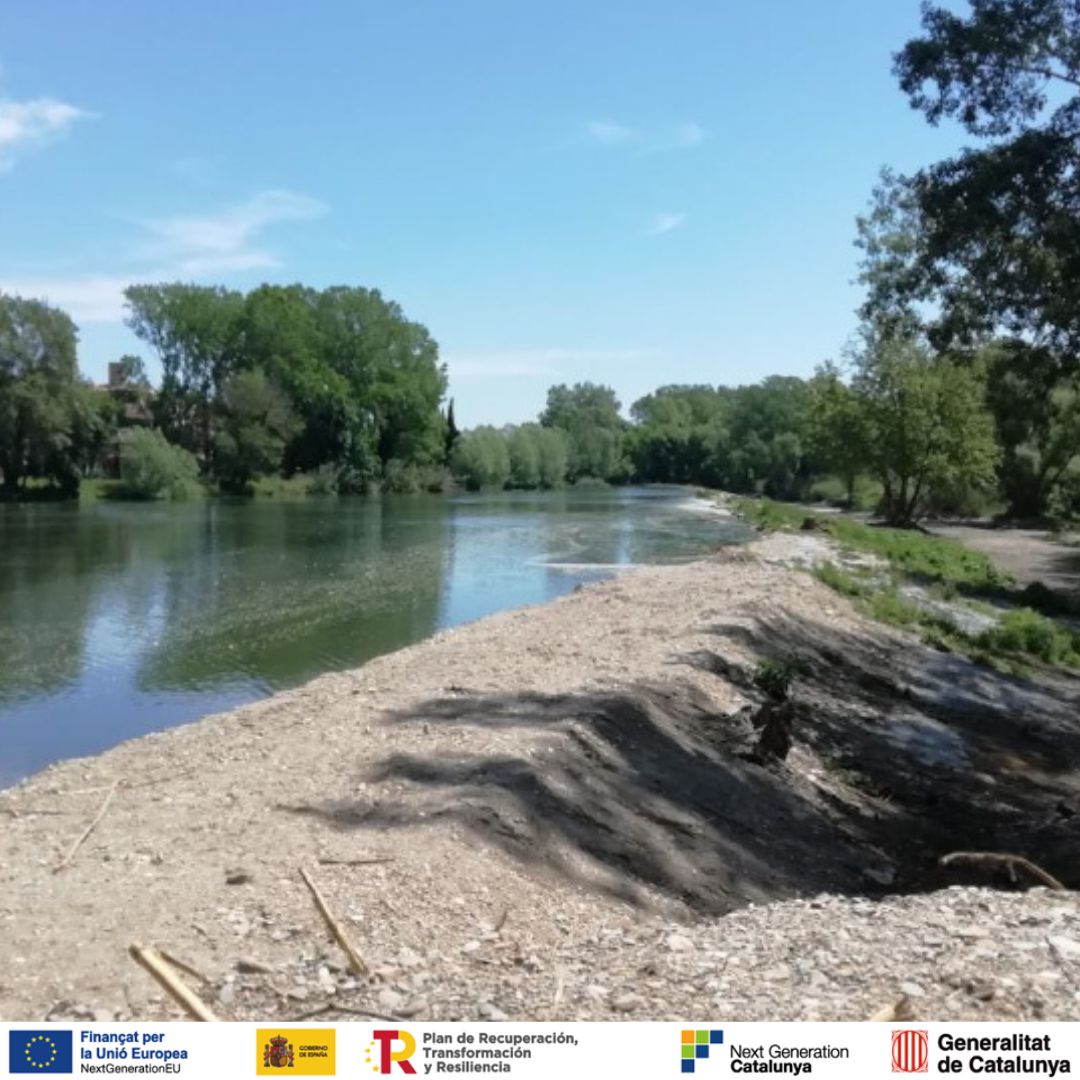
[0,487,751,785]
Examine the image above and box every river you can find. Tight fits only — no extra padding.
[0,486,751,786]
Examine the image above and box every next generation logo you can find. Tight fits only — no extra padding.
[728,1043,850,1075]
[681,1030,724,1073]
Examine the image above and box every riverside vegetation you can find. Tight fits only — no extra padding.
[737,496,1080,675]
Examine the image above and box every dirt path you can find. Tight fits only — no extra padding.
[1,538,1079,1023]
[929,524,1080,603]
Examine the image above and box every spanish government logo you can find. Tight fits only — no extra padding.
[681,1029,723,1074]
[9,1031,74,1074]
[367,1030,417,1074]
[264,1034,294,1069]
[892,1029,929,1073]
[255,1029,336,1076]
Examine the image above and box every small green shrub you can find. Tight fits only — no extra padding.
[753,657,807,702]
[979,608,1080,667]
[118,428,201,500]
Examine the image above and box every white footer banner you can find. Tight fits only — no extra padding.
[1,1021,1077,1078]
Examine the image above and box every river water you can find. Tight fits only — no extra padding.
[0,486,752,786]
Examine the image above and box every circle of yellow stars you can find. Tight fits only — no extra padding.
[24,1034,59,1070]
[365,1039,379,1072]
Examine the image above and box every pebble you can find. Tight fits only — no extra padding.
[1048,936,1080,958]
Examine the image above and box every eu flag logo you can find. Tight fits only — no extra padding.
[9,1030,73,1073]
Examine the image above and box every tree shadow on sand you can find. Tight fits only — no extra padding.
[282,609,1080,915]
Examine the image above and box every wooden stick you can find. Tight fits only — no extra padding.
[292,1002,399,1022]
[128,944,218,1022]
[939,851,1067,891]
[54,780,119,872]
[316,857,395,867]
[298,866,368,975]
[157,948,210,985]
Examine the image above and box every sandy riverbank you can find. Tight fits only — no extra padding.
[2,536,1079,1022]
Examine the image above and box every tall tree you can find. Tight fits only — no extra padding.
[855,334,999,526]
[894,0,1080,353]
[0,294,81,496]
[213,368,299,492]
[540,382,626,481]
[125,284,244,462]
[808,362,870,505]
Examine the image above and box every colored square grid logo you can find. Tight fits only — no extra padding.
[680,1030,723,1073]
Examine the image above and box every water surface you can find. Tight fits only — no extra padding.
[0,487,751,786]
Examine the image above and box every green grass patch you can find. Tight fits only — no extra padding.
[825,516,1008,590]
[739,497,1007,591]
[735,497,814,533]
[978,608,1080,667]
[813,562,872,598]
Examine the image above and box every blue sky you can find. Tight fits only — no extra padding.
[0,1,969,426]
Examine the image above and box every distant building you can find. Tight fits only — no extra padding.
[97,362,154,426]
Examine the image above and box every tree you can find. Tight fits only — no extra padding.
[115,354,150,387]
[535,426,570,488]
[854,335,999,525]
[69,383,119,478]
[444,398,460,460]
[314,286,447,470]
[983,340,1080,518]
[450,427,511,490]
[807,362,871,505]
[540,382,626,481]
[508,424,542,488]
[0,294,81,496]
[894,0,1080,353]
[125,284,244,462]
[213,368,299,492]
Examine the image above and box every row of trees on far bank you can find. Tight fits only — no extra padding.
[1,279,1077,525]
[0,284,450,498]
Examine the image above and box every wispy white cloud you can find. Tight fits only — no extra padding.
[0,189,329,321]
[585,120,639,145]
[447,347,654,379]
[584,119,706,152]
[0,97,91,170]
[647,212,686,236]
[136,189,327,274]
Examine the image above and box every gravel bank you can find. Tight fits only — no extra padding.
[1,537,1078,1022]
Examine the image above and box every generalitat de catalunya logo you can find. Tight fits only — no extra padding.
[9,1031,74,1074]
[681,1029,724,1074]
[366,1030,417,1075]
[255,1029,336,1076]
[892,1029,929,1073]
